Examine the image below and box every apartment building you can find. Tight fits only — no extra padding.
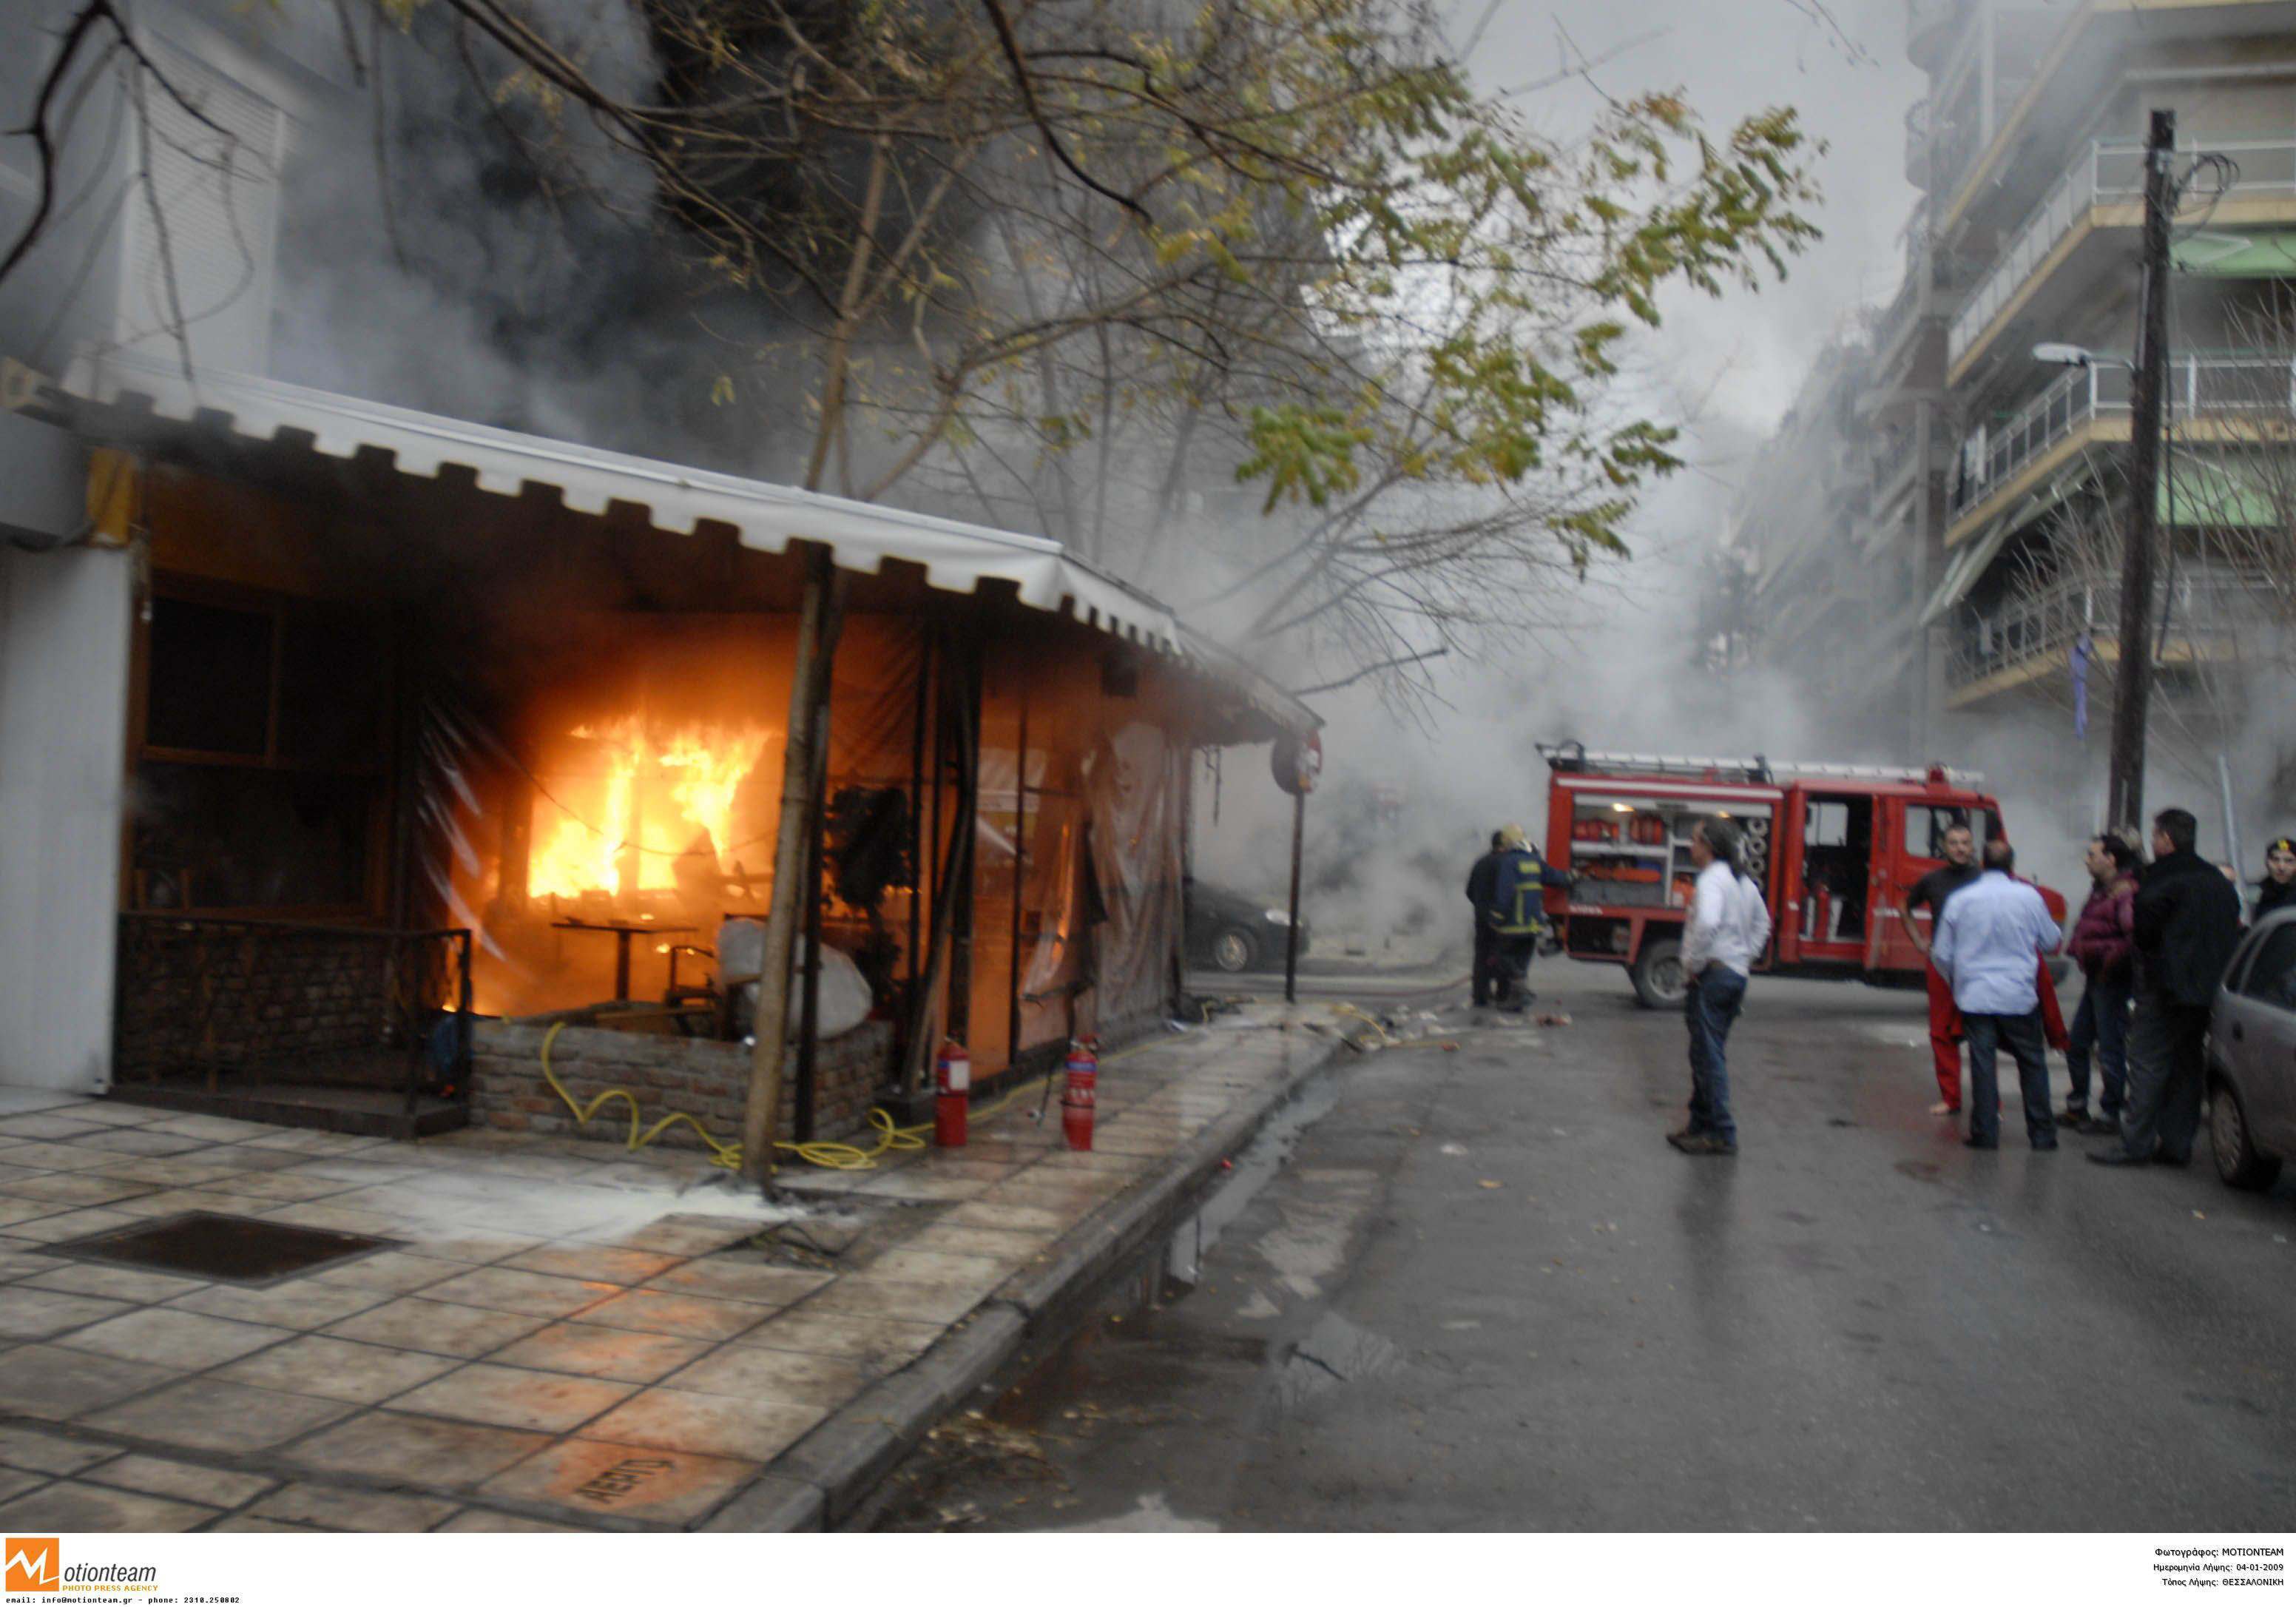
[1739,0,2296,821]
[1721,311,1933,745]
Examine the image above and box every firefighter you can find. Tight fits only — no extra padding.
[1473,825,1572,1011]
[1465,829,1507,1007]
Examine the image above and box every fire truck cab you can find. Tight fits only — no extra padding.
[1538,741,2068,1008]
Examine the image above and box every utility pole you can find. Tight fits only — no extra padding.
[2107,108,2175,831]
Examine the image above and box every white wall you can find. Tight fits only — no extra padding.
[0,543,132,1091]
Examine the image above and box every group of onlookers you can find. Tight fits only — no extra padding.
[1928,810,2294,1162]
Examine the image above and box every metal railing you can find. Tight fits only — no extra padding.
[1949,137,2296,368]
[1947,573,2260,690]
[115,914,473,1128]
[1948,352,2294,521]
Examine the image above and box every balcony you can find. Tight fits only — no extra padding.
[1904,99,1931,187]
[1947,571,2263,698]
[1870,441,1935,519]
[1946,353,2294,538]
[1947,136,2296,377]
[1906,0,1968,73]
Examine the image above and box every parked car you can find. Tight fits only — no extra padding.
[1184,879,1307,974]
[2207,906,2296,1190]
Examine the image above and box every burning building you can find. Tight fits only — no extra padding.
[0,351,1316,1145]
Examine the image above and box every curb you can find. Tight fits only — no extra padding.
[713,1022,1342,1531]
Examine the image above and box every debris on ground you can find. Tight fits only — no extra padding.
[1535,1012,1573,1027]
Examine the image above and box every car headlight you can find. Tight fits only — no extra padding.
[1263,909,1292,925]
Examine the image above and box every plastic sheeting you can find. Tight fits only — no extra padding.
[965,635,1183,1073]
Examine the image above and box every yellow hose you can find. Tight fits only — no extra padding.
[1331,1002,1399,1046]
[538,1021,1081,1173]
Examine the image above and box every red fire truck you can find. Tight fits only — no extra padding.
[1538,742,2070,1008]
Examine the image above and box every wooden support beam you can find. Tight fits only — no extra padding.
[742,548,848,1189]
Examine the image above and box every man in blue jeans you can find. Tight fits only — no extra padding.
[1669,818,1772,1157]
[2060,833,2138,1133]
[1931,840,2064,1150]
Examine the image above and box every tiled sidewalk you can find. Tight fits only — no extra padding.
[0,1010,1322,1532]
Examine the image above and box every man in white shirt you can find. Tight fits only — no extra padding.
[1669,818,1772,1157]
[1930,839,2063,1151]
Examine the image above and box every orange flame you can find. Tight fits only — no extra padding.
[527,715,774,903]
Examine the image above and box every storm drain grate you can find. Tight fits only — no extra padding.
[42,1211,399,1287]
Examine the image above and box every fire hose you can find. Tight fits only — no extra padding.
[537,1021,1093,1173]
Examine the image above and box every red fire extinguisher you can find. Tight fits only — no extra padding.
[1061,1038,1097,1151]
[935,1040,970,1148]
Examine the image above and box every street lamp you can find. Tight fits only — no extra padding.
[2031,342,2133,373]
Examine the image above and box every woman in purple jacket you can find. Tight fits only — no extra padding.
[2059,834,2140,1133]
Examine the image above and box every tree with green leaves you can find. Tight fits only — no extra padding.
[7,0,1823,703]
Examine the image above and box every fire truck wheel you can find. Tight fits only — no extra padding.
[1630,937,1687,1010]
[1211,927,1258,974]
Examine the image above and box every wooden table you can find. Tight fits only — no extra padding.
[550,920,695,1003]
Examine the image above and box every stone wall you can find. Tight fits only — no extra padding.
[470,1019,895,1148]
[112,917,425,1085]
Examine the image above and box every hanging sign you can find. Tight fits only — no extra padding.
[1272,730,1323,798]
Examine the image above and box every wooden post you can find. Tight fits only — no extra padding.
[742,549,848,1189]
[1006,686,1029,1073]
[793,688,831,1145]
[1283,788,1305,1005]
[899,634,979,1095]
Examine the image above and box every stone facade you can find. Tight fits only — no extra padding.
[470,1019,895,1148]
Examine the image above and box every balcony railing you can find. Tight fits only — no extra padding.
[1948,137,2296,369]
[1948,352,2295,522]
[1948,573,2262,690]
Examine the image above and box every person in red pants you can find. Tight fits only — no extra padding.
[1902,822,1982,1114]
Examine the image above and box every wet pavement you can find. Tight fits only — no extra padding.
[872,965,2296,1531]
[0,1005,1332,1532]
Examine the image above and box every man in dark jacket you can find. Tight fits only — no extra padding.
[1471,826,1571,1011]
[2090,808,2243,1168]
[2059,834,2138,1134]
[1465,831,1507,1008]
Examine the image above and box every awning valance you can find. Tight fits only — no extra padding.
[43,350,1318,740]
[2172,231,2296,277]
[1919,506,2021,625]
[2162,454,2278,528]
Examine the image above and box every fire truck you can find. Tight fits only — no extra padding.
[1538,742,2070,1008]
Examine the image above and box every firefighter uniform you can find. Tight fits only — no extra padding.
[1473,829,1570,1011]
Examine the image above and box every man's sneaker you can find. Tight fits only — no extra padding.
[1674,1133,1736,1156]
[2054,1107,2088,1128]
[2077,1115,2120,1138]
[1666,1126,1704,1152]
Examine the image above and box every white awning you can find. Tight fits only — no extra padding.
[50,350,1317,738]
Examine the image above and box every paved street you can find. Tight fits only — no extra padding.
[876,963,2296,1531]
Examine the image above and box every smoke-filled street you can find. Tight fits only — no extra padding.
[874,961,2296,1532]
